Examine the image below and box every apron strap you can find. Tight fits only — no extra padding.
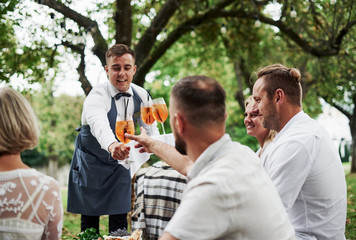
[131,86,143,125]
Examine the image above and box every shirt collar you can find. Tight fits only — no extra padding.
[108,81,133,98]
[187,134,232,181]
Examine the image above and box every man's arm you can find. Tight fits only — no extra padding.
[125,128,193,176]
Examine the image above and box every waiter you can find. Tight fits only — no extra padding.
[67,44,159,234]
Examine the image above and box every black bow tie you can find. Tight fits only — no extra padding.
[115,92,132,100]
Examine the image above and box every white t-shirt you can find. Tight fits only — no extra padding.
[164,134,296,240]
[261,111,347,240]
[0,169,63,240]
[81,81,159,151]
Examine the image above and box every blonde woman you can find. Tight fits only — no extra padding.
[0,87,63,239]
[244,95,276,157]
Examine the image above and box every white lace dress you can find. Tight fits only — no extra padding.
[0,169,63,240]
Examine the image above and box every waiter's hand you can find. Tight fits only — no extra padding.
[108,141,130,160]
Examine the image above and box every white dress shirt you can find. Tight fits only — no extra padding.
[261,111,347,240]
[165,134,296,240]
[81,81,159,151]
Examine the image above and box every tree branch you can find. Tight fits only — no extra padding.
[61,41,92,95]
[134,0,183,66]
[218,9,355,57]
[134,0,237,86]
[335,20,356,46]
[220,32,250,110]
[39,0,108,66]
[316,60,353,120]
[321,97,352,120]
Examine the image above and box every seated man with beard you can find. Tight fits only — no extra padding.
[252,64,346,239]
[126,75,296,240]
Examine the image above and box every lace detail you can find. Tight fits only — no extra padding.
[0,169,63,240]
[0,192,24,214]
[0,181,16,195]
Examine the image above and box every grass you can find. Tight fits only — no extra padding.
[346,173,356,240]
[61,163,356,239]
[61,211,109,239]
[61,189,109,239]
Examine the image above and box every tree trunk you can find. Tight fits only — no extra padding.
[48,156,59,180]
[233,61,246,111]
[350,113,356,173]
[115,0,132,46]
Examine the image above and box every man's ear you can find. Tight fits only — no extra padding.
[176,113,185,134]
[275,89,285,103]
[105,65,109,74]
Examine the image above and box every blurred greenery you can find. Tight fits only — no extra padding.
[21,149,48,167]
[23,92,84,167]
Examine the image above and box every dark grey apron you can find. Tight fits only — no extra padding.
[67,88,142,215]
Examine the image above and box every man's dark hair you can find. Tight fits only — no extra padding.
[257,64,302,106]
[106,44,135,63]
[172,75,226,127]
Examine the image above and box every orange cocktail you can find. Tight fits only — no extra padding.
[115,119,134,144]
[141,107,155,125]
[152,103,168,123]
[152,97,168,134]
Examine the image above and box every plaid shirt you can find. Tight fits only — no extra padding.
[131,161,187,240]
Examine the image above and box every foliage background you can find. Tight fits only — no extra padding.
[1,0,354,170]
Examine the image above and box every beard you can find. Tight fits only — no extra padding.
[174,132,187,155]
[262,103,278,130]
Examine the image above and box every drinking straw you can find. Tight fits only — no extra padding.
[146,90,153,132]
[146,90,153,101]
[124,98,129,120]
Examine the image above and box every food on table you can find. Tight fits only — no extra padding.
[101,229,142,240]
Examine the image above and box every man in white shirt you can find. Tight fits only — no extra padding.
[252,64,347,239]
[67,44,159,235]
[127,75,296,240]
